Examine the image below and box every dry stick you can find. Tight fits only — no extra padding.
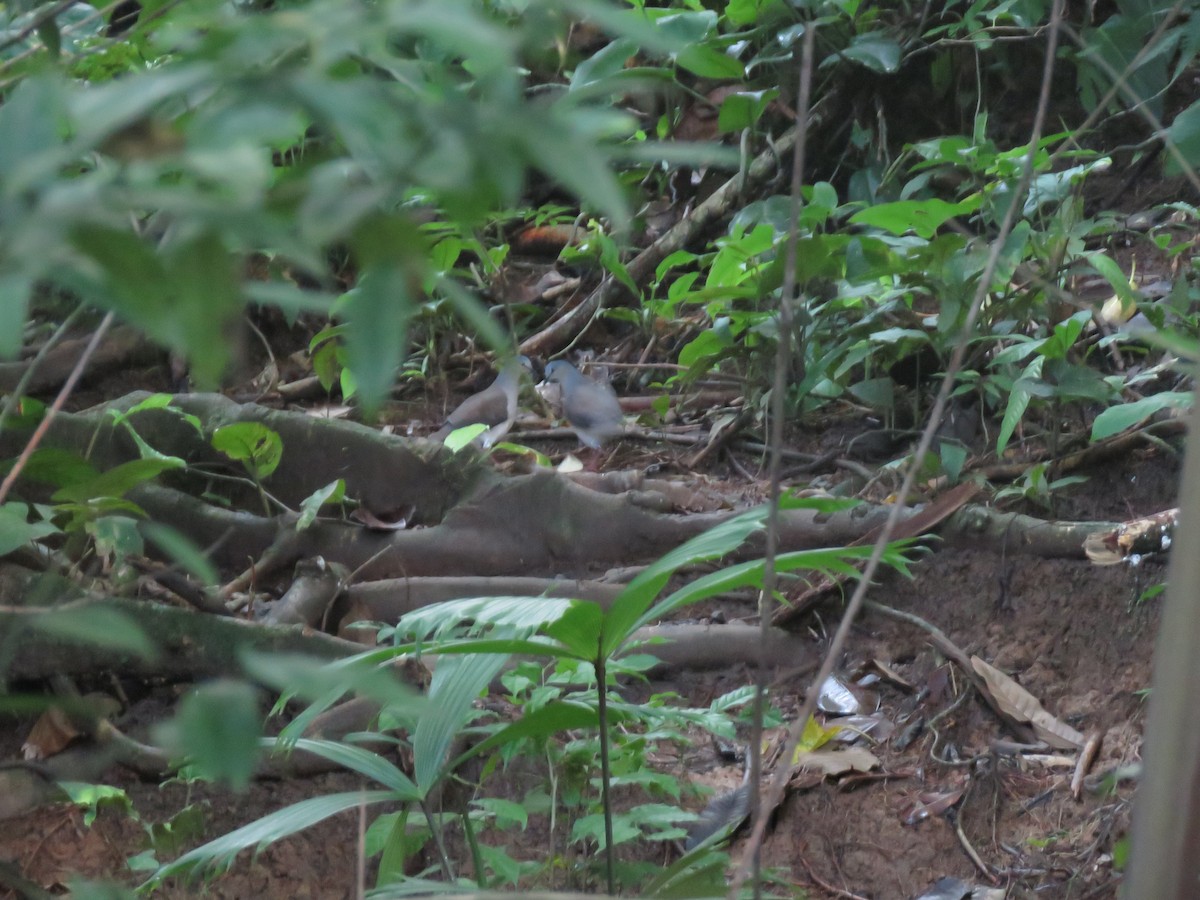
[0,311,114,507]
[726,7,1066,895]
[747,28,816,900]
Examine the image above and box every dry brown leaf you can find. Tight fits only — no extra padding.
[22,707,80,760]
[971,656,1084,749]
[794,746,880,776]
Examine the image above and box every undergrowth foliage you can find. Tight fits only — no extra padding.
[2,0,1200,895]
[145,502,915,894]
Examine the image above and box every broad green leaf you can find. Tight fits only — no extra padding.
[676,45,745,79]
[0,275,33,359]
[141,522,219,586]
[717,90,777,133]
[51,457,184,503]
[211,423,283,481]
[471,797,529,831]
[1166,98,1200,174]
[543,600,604,660]
[58,782,134,829]
[274,738,420,800]
[1091,391,1193,441]
[0,502,59,555]
[601,507,768,657]
[0,75,67,187]
[415,652,509,793]
[1088,252,1140,312]
[147,791,394,885]
[571,38,639,90]
[444,423,489,451]
[296,480,345,530]
[849,196,981,239]
[839,33,902,73]
[162,680,262,791]
[654,10,718,45]
[997,357,1042,455]
[31,604,159,660]
[341,262,416,415]
[89,515,144,561]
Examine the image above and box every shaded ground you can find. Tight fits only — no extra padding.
[0,431,1174,898]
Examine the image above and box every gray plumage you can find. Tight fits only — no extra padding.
[432,356,531,447]
[542,359,624,449]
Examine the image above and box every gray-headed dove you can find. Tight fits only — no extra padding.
[542,359,624,449]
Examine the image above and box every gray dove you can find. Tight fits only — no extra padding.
[432,356,531,447]
[542,359,624,449]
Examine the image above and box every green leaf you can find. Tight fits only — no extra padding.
[0,275,33,359]
[601,508,768,658]
[840,33,902,73]
[1088,252,1140,313]
[0,75,66,186]
[211,423,283,481]
[89,515,144,561]
[59,781,134,828]
[31,604,159,661]
[1166,98,1200,174]
[848,196,981,239]
[273,738,420,800]
[717,90,777,133]
[147,791,394,886]
[163,680,262,791]
[415,652,509,793]
[452,700,599,768]
[443,423,489,451]
[141,522,219,586]
[52,457,183,504]
[241,651,423,731]
[676,44,745,79]
[572,39,639,90]
[296,480,345,530]
[341,263,416,415]
[997,357,1042,455]
[0,502,59,555]
[396,595,576,643]
[1091,391,1192,441]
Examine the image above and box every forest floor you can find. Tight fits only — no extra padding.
[0,360,1173,899]
[0,161,1189,900]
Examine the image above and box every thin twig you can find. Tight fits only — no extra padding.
[0,304,86,437]
[747,28,816,900]
[0,311,115,507]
